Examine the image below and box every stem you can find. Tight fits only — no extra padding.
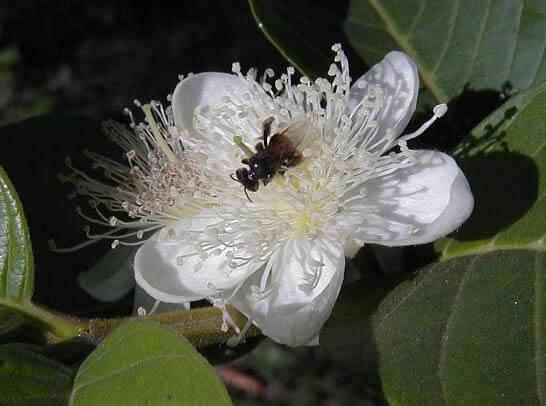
[3,300,89,342]
[5,300,261,348]
[87,305,261,347]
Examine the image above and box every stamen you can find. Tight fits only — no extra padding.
[211,299,241,335]
[233,135,254,156]
[149,300,160,315]
[398,103,448,143]
[227,317,254,347]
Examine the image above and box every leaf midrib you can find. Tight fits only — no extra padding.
[0,189,8,298]
[437,255,479,402]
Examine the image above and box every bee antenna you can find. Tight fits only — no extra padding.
[244,188,253,203]
[229,173,238,182]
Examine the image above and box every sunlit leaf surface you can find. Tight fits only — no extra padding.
[70,320,232,405]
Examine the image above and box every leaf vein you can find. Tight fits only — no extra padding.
[464,0,492,87]
[374,262,441,331]
[437,255,480,401]
[407,0,427,36]
[70,354,188,404]
[431,0,460,73]
[504,1,524,83]
[75,326,159,378]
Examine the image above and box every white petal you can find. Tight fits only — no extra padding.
[341,151,473,246]
[172,72,249,135]
[134,215,266,303]
[229,238,345,346]
[391,167,473,246]
[171,72,252,174]
[132,283,190,315]
[305,336,320,346]
[349,51,419,151]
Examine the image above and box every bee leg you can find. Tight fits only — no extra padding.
[255,142,264,152]
[242,158,250,165]
[262,116,275,146]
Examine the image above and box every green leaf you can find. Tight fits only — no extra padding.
[0,344,75,405]
[248,0,366,78]
[0,166,33,302]
[71,319,232,405]
[0,166,33,334]
[321,249,546,404]
[251,0,546,102]
[437,80,546,259]
[345,0,546,101]
[0,308,24,336]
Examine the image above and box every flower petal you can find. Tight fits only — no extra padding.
[229,237,345,346]
[349,51,419,152]
[393,166,473,246]
[341,150,473,246]
[171,72,253,174]
[172,72,249,135]
[132,283,190,315]
[78,246,136,302]
[134,215,266,303]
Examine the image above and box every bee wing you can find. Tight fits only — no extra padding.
[280,118,316,149]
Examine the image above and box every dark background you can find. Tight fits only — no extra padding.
[0,1,287,124]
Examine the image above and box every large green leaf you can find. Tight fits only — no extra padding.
[344,0,546,102]
[250,0,546,102]
[249,0,365,78]
[0,344,75,405]
[0,166,33,334]
[321,249,546,404]
[70,320,232,405]
[437,80,546,258]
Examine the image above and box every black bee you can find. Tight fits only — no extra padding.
[232,116,303,201]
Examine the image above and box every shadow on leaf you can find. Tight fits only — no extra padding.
[453,149,538,241]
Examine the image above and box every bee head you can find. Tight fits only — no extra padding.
[235,167,259,192]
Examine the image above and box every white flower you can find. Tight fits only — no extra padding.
[65,45,473,346]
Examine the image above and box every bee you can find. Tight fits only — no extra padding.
[231,116,304,201]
